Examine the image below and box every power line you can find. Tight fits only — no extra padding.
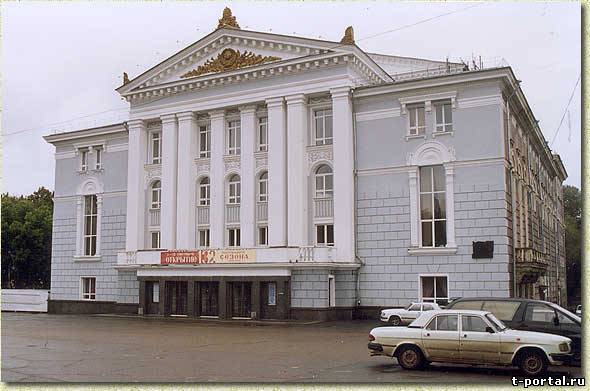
[550,74,580,148]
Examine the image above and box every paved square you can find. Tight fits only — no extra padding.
[1,313,582,382]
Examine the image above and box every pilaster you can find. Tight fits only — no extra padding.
[210,110,226,248]
[176,111,198,249]
[240,105,257,247]
[160,114,178,249]
[444,165,456,248]
[266,97,287,246]
[125,119,147,251]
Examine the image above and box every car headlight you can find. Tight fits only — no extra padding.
[559,342,570,352]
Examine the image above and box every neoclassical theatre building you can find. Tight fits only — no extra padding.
[44,9,567,320]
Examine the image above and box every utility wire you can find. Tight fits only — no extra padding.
[549,74,580,148]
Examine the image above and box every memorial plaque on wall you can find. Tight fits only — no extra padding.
[472,241,494,259]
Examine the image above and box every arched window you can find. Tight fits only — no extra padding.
[314,165,333,198]
[258,171,268,202]
[199,177,210,206]
[151,180,161,209]
[228,174,241,204]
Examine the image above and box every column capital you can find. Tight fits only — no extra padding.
[160,114,177,125]
[238,105,257,115]
[176,111,196,122]
[330,86,352,99]
[209,109,226,120]
[285,93,306,105]
[127,119,145,130]
[265,97,284,108]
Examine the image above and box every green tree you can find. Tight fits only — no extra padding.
[1,187,53,289]
[563,185,581,305]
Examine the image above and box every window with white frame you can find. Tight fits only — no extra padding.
[434,101,453,133]
[199,177,210,206]
[316,224,334,246]
[80,149,89,171]
[258,116,268,152]
[81,277,96,300]
[419,166,446,247]
[258,226,268,246]
[228,174,241,204]
[150,231,161,249]
[258,171,268,202]
[150,131,162,164]
[150,180,161,209]
[314,165,333,198]
[227,120,241,155]
[313,109,333,146]
[199,229,210,247]
[420,275,449,305]
[94,147,103,170]
[199,124,211,158]
[228,227,241,247]
[83,195,98,256]
[408,104,426,135]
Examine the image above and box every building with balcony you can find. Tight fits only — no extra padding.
[44,8,567,320]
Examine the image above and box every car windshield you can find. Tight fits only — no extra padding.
[549,303,581,324]
[485,313,507,331]
[405,304,413,310]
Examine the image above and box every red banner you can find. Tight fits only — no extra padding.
[160,249,255,265]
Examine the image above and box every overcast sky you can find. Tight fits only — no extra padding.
[2,1,581,195]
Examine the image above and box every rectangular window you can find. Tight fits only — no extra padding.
[151,132,162,164]
[227,120,241,155]
[328,275,336,307]
[199,229,210,247]
[421,275,449,305]
[258,117,268,152]
[267,282,276,306]
[80,149,89,171]
[434,101,453,133]
[228,228,241,247]
[314,109,333,146]
[408,105,426,135]
[199,125,211,158]
[258,226,268,246]
[84,195,98,256]
[94,147,103,170]
[316,224,334,246]
[199,181,210,206]
[150,231,161,249]
[419,165,446,247]
[152,282,160,303]
[81,277,96,300]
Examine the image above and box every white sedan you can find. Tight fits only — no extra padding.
[380,302,440,326]
[368,310,572,377]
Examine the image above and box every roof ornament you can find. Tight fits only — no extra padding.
[217,7,240,29]
[340,26,355,45]
[123,72,130,85]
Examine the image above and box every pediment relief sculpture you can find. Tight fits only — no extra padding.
[181,48,281,78]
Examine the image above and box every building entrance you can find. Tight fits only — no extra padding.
[145,281,160,315]
[230,281,251,318]
[166,281,188,316]
[197,281,219,317]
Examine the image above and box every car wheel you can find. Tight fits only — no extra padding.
[389,316,402,326]
[518,350,548,377]
[397,346,424,370]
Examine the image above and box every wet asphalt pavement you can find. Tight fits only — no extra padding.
[1,312,583,383]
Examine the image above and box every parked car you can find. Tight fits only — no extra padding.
[380,302,440,326]
[445,298,581,363]
[368,309,572,376]
[576,305,581,316]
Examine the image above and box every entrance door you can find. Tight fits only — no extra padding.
[231,282,252,318]
[166,281,188,316]
[260,282,278,319]
[145,281,160,315]
[199,281,219,317]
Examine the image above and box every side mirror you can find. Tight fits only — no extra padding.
[485,326,495,333]
[553,316,560,326]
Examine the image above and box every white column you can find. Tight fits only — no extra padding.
[408,169,419,248]
[209,110,226,248]
[96,195,103,255]
[176,112,198,249]
[445,166,456,248]
[125,119,147,251]
[266,97,287,247]
[330,87,355,262]
[285,94,308,247]
[160,114,178,249]
[239,105,257,248]
[76,197,84,255]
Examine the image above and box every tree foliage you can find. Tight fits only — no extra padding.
[563,185,581,305]
[1,187,53,289]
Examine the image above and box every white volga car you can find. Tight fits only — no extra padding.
[368,310,572,376]
[380,302,440,326]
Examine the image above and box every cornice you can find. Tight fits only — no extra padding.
[43,123,127,144]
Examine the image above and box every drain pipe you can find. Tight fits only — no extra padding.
[351,87,364,310]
